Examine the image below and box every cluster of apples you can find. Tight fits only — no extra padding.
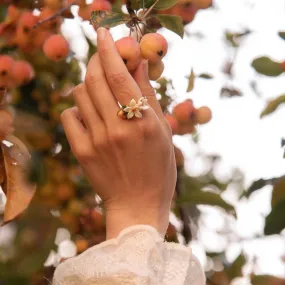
[165,99,212,135]
[0,55,35,89]
[159,0,212,24]
[115,33,168,81]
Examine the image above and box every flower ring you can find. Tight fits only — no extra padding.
[117,97,150,120]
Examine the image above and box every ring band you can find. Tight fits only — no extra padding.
[117,97,150,120]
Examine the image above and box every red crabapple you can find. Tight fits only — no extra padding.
[18,12,39,34]
[5,5,21,25]
[11,60,35,86]
[0,55,14,78]
[173,99,196,124]
[0,55,14,88]
[140,33,168,64]
[89,0,112,12]
[194,106,212,124]
[148,61,164,81]
[43,35,70,62]
[115,37,141,71]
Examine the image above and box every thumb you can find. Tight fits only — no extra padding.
[132,60,163,117]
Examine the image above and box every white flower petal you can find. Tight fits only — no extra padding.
[140,105,150,110]
[129,99,136,107]
[55,228,71,246]
[44,250,58,267]
[135,111,142,118]
[58,240,77,259]
[124,107,132,112]
[127,111,134,119]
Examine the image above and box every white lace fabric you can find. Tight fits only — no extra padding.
[53,225,205,285]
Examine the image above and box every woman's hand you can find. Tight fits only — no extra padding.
[61,28,176,239]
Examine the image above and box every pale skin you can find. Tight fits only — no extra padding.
[61,27,177,240]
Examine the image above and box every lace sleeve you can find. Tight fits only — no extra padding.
[53,225,205,285]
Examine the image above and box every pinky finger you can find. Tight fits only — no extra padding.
[61,107,93,161]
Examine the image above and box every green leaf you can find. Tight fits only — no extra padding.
[225,253,246,279]
[271,178,285,207]
[251,56,283,77]
[186,68,195,92]
[177,190,236,216]
[91,11,130,29]
[198,73,213,79]
[264,198,285,235]
[278,31,285,41]
[246,178,272,197]
[143,0,178,10]
[260,94,285,118]
[129,0,141,10]
[155,14,184,38]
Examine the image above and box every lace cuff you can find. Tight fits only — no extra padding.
[53,225,205,285]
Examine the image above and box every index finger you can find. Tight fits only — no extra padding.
[96,27,142,106]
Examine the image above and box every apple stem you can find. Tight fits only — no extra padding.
[142,0,160,19]
[136,23,143,41]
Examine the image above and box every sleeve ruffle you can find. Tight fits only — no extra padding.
[53,225,205,285]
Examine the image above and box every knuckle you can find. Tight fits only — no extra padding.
[139,119,157,139]
[74,146,93,163]
[108,129,126,145]
[85,72,103,87]
[99,46,113,57]
[92,134,107,150]
[108,72,127,86]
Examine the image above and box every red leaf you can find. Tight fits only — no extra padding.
[1,136,36,225]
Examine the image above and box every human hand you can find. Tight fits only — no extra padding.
[61,28,176,239]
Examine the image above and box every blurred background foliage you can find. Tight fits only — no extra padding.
[0,0,284,284]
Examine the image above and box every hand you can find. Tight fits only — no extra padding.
[61,28,176,239]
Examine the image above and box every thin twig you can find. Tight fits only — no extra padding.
[142,0,160,19]
[33,0,78,29]
[136,23,143,41]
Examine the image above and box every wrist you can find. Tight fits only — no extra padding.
[105,206,170,240]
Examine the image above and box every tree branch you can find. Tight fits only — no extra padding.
[33,0,78,29]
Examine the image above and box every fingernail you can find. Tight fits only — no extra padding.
[97,27,107,40]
